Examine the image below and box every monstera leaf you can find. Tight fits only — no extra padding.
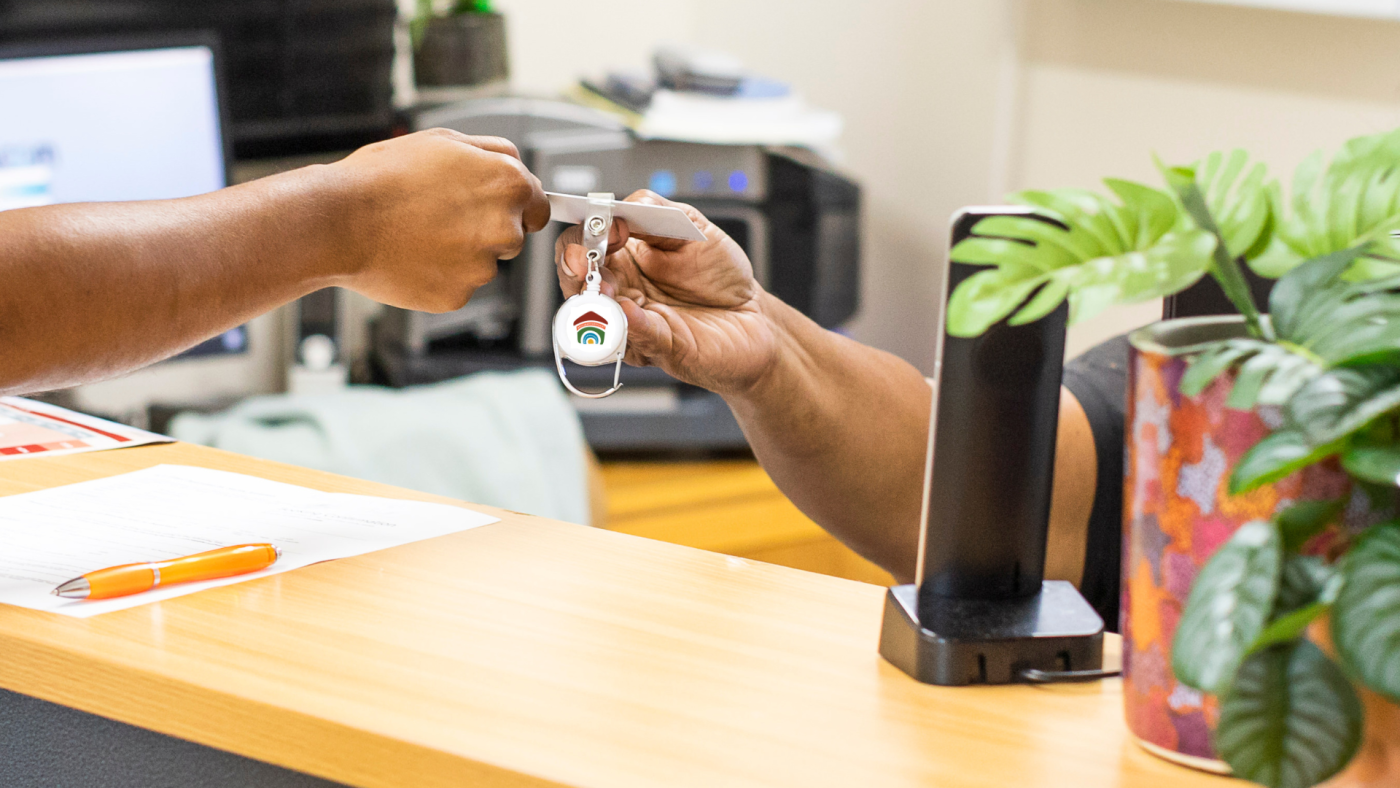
[1195,149,1275,261]
[946,147,1284,338]
[1253,128,1400,279]
[1160,159,1271,340]
[945,180,1214,336]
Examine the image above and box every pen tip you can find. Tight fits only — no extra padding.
[53,577,90,599]
[273,545,282,560]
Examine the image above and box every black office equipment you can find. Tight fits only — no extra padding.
[878,208,1105,686]
[0,0,397,158]
[1163,264,1273,320]
[374,98,861,452]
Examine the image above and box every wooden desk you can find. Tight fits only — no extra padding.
[0,443,1237,787]
[599,460,897,585]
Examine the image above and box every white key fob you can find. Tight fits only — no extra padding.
[552,193,628,398]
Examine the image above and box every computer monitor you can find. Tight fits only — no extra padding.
[0,35,284,422]
[0,35,244,358]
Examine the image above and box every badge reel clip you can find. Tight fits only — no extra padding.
[553,193,628,399]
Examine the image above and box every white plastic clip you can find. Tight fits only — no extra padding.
[553,192,628,398]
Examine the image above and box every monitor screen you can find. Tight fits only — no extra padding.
[0,43,242,357]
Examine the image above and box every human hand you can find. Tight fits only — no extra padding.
[327,128,550,312]
[555,191,778,396]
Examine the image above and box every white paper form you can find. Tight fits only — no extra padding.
[0,396,171,461]
[0,464,499,617]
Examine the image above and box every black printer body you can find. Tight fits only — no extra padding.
[375,98,861,451]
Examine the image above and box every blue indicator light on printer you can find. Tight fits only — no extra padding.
[728,170,749,193]
[692,170,714,191]
[649,170,678,197]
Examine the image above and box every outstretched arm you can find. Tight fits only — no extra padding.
[0,129,550,395]
[558,191,1096,583]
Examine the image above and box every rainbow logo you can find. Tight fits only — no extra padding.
[574,311,608,345]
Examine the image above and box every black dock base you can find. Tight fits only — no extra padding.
[878,581,1104,686]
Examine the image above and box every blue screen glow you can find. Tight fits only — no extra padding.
[728,170,749,193]
[648,170,678,197]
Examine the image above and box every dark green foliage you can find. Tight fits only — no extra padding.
[1332,524,1400,702]
[1172,521,1283,694]
[1216,642,1362,788]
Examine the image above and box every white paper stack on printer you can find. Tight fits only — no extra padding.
[638,90,842,151]
[580,45,844,156]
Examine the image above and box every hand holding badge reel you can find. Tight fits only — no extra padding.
[552,193,629,399]
[547,191,707,399]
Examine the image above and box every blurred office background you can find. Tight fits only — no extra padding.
[556,0,1400,364]
[10,0,1400,401]
[4,0,1400,581]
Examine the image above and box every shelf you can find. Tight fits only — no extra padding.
[1169,0,1400,19]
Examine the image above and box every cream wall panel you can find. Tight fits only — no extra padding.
[691,0,1018,372]
[492,0,699,96]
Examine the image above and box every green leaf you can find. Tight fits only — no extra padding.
[1180,341,1256,397]
[1250,236,1305,279]
[1258,353,1324,406]
[944,269,1044,338]
[1230,431,1342,495]
[1275,555,1339,613]
[1229,351,1282,410]
[1275,129,1400,267]
[1269,248,1366,341]
[1305,294,1400,367]
[1008,277,1070,326]
[1173,521,1283,694]
[1250,556,1340,653]
[1161,159,1271,340]
[1285,366,1400,446]
[950,234,1072,273]
[1062,230,1215,325]
[1216,641,1363,788]
[1333,523,1400,701]
[1105,178,1176,246]
[1342,445,1400,486]
[1277,500,1345,553]
[946,188,1211,335]
[1015,189,1129,256]
[1251,604,1327,655]
[1196,149,1274,259]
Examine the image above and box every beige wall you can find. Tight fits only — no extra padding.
[690,1,1018,372]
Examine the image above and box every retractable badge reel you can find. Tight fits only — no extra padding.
[553,192,628,398]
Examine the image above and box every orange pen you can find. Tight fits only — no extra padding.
[52,544,281,600]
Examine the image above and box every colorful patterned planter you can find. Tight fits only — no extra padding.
[1123,317,1351,770]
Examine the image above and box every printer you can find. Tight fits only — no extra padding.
[374,98,861,451]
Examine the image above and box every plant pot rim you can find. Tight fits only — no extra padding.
[1129,314,1263,356]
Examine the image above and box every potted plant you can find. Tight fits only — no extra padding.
[411,0,509,90]
[946,129,1400,788]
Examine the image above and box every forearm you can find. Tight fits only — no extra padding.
[724,292,932,581]
[0,166,345,394]
[723,293,1101,586]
